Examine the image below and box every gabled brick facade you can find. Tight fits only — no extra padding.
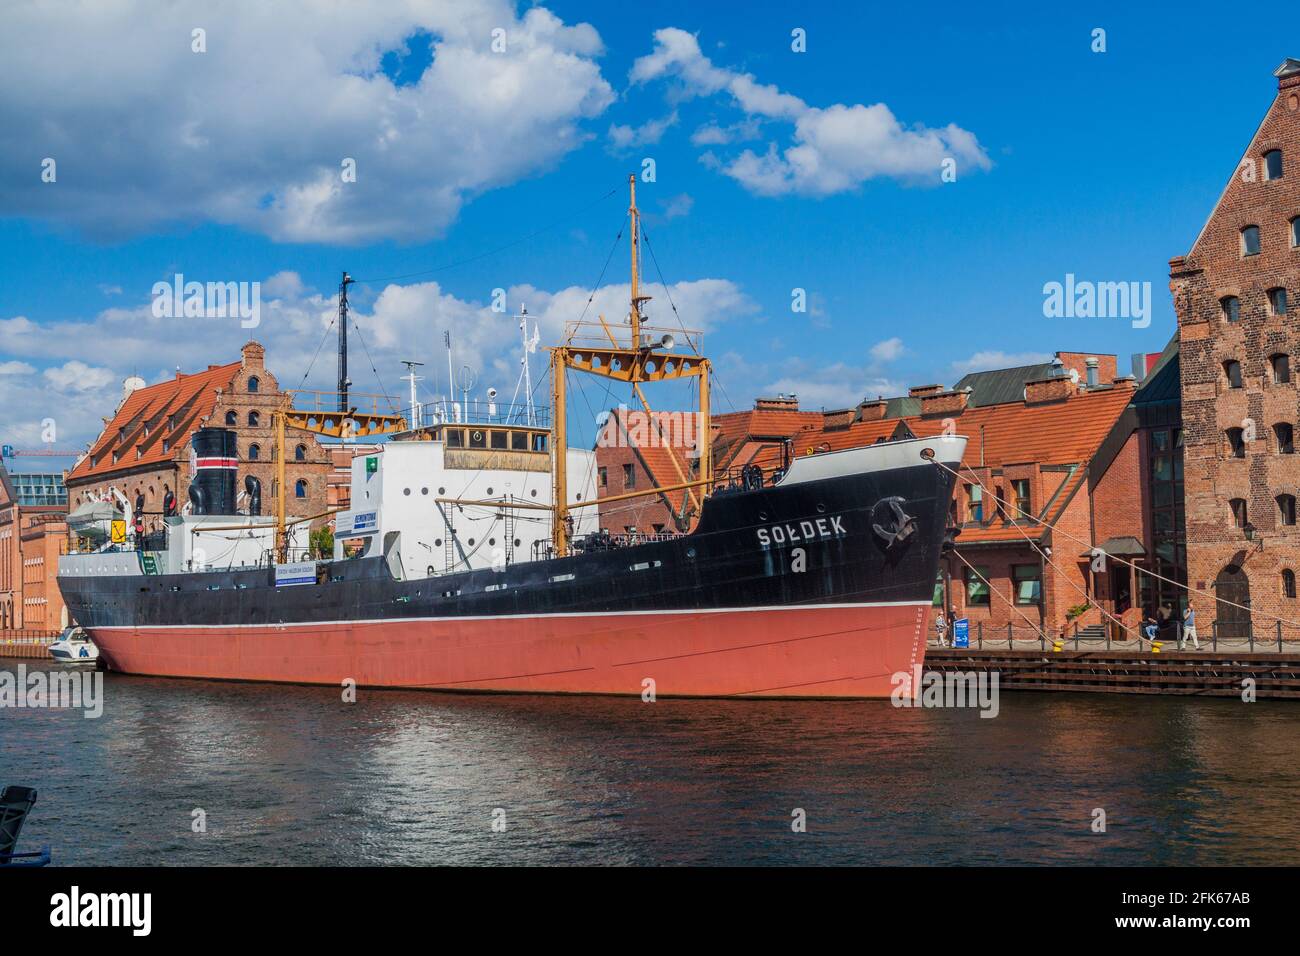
[1172,58,1300,641]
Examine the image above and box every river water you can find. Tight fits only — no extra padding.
[3,661,1298,866]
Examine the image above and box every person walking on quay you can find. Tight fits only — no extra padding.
[1180,605,1200,650]
[934,610,949,647]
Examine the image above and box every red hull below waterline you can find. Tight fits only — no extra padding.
[88,602,931,699]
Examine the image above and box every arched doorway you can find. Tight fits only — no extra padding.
[1215,563,1252,641]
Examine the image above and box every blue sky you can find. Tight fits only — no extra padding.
[1,0,1296,468]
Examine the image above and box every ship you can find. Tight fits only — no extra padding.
[57,178,964,699]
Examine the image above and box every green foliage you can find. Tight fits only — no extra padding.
[309,525,334,559]
[1066,603,1090,621]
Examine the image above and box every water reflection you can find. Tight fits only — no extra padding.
[3,663,1300,865]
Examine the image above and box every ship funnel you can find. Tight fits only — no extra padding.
[189,427,238,515]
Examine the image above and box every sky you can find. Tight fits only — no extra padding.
[1,0,1297,470]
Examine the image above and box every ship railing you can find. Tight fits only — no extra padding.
[414,400,549,430]
[573,530,683,553]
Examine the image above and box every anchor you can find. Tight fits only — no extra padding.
[872,496,917,549]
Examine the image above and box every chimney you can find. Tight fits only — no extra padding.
[1025,375,1075,405]
[856,398,888,422]
[1085,357,1100,388]
[241,340,266,369]
[919,388,971,417]
[754,395,799,412]
[1276,57,1300,91]
[822,408,853,430]
[908,384,946,399]
[1130,352,1147,381]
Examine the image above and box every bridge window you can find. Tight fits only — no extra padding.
[469,429,487,449]
[532,433,548,453]
[511,430,528,451]
[490,429,507,449]
[445,428,464,448]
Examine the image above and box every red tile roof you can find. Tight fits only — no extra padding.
[66,362,242,484]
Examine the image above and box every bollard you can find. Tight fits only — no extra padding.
[1052,638,1064,653]
[1151,641,1163,654]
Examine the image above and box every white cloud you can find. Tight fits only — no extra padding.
[0,271,757,452]
[631,28,991,195]
[690,118,761,146]
[607,111,677,152]
[659,193,694,220]
[950,350,1052,376]
[762,364,905,410]
[0,2,614,244]
[870,337,905,362]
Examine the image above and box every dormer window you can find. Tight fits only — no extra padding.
[1220,295,1240,322]
[1224,359,1243,388]
[1265,149,1284,181]
[1242,225,1261,257]
[1272,353,1291,384]
[1269,287,1289,316]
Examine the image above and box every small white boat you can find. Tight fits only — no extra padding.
[48,627,100,665]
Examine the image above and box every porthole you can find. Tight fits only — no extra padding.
[576,493,583,501]
[468,538,476,546]
[530,489,538,497]
[816,503,826,514]
[438,487,446,495]
[758,511,768,521]
[403,488,411,496]
[486,487,493,495]
[489,538,496,546]
[514,538,521,547]
[686,547,696,559]
[421,487,428,495]
[435,539,442,547]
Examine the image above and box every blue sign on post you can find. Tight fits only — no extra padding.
[953,618,970,648]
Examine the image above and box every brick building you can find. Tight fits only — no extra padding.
[65,341,333,536]
[1171,57,1300,641]
[0,462,69,631]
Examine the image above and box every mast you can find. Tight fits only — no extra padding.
[549,174,712,558]
[401,360,424,429]
[338,272,353,414]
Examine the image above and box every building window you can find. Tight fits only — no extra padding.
[1220,296,1240,322]
[1012,564,1041,605]
[247,411,259,427]
[1230,498,1248,528]
[1275,422,1294,454]
[1226,427,1246,458]
[1268,287,1289,316]
[1011,478,1030,518]
[1272,353,1291,384]
[1285,569,1297,599]
[295,444,306,462]
[112,451,120,464]
[1280,495,1297,526]
[225,411,237,426]
[248,443,260,461]
[1292,217,1300,248]
[1265,149,1284,181]
[247,376,260,393]
[1224,360,1243,388]
[163,440,170,453]
[295,479,307,498]
[598,466,607,487]
[966,484,983,522]
[622,463,635,488]
[964,566,991,606]
[1242,225,1261,256]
